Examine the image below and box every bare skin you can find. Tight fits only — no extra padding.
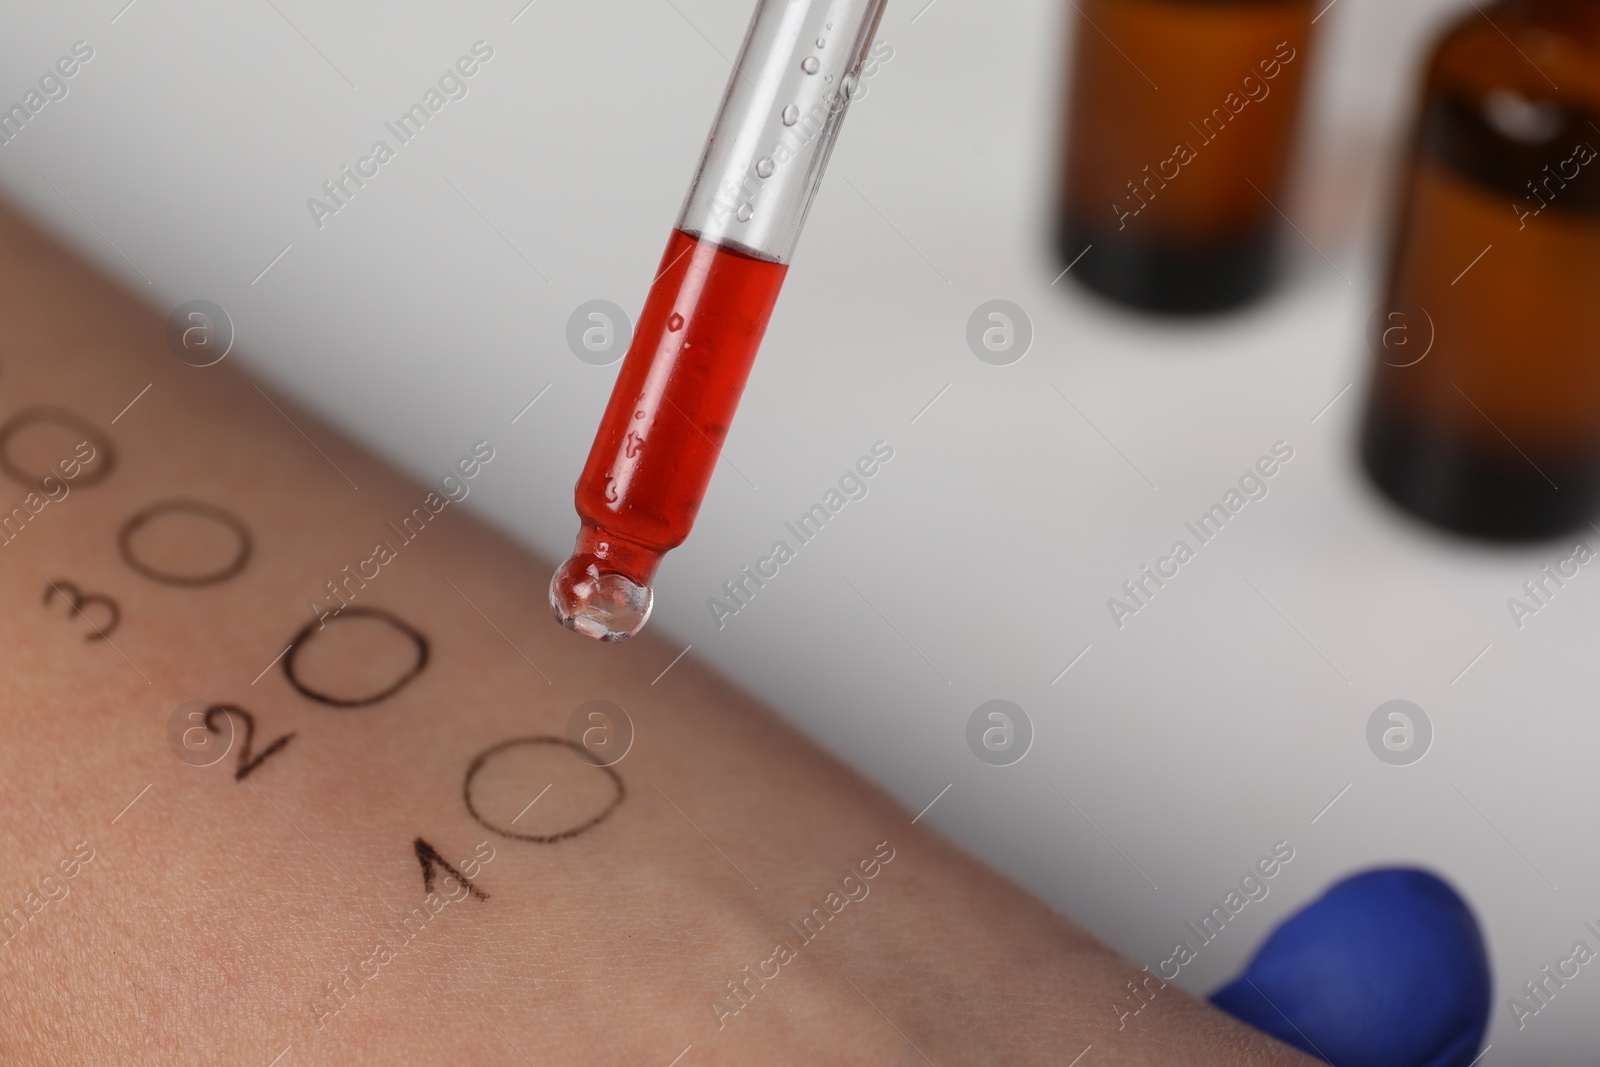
[0,204,1312,1065]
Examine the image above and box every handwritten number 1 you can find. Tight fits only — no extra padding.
[414,838,489,901]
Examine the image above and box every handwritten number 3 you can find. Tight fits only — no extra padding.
[42,580,120,641]
[204,704,295,782]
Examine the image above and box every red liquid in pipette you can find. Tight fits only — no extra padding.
[552,228,788,640]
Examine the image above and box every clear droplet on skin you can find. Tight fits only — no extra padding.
[800,56,820,74]
[667,312,684,331]
[782,104,800,126]
[735,204,754,222]
[755,157,775,178]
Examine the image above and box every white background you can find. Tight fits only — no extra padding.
[3,0,1595,1058]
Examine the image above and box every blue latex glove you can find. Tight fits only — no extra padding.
[1211,868,1491,1067]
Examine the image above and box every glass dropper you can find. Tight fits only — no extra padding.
[551,0,890,641]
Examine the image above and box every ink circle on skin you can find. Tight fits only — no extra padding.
[966,300,1033,366]
[118,498,252,587]
[463,736,625,844]
[966,699,1033,767]
[165,300,235,367]
[0,407,115,491]
[283,606,430,708]
[1366,699,1433,766]
[1366,301,1434,368]
[564,699,635,767]
[566,300,633,367]
[166,700,234,767]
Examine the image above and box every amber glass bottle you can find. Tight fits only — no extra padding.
[1058,0,1317,313]
[1360,1,1600,540]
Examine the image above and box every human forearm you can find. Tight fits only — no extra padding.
[0,202,1307,1066]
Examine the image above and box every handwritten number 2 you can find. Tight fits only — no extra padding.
[204,704,294,781]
